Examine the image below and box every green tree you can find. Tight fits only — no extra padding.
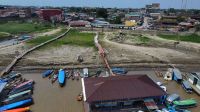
[177,16,186,22]
[113,16,122,24]
[195,24,200,32]
[169,8,175,13]
[96,8,108,18]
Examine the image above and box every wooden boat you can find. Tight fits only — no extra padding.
[8,90,32,99]
[3,107,30,112]
[74,71,79,81]
[42,70,53,78]
[182,80,193,93]
[2,73,21,82]
[9,85,33,96]
[67,70,72,79]
[49,71,55,79]
[3,94,32,105]
[11,84,33,95]
[72,70,75,80]
[173,99,197,108]
[14,80,34,90]
[51,74,58,84]
[172,68,182,83]
[0,99,32,111]
[58,69,65,87]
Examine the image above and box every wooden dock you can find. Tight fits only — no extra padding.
[94,33,114,76]
[0,28,71,76]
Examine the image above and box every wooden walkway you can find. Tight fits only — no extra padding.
[94,33,114,76]
[0,28,71,76]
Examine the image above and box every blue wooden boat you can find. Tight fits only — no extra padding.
[9,85,33,96]
[111,68,127,75]
[0,98,32,111]
[3,94,32,105]
[42,70,53,78]
[58,69,65,87]
[172,68,182,83]
[182,80,193,93]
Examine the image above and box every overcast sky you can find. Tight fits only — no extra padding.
[0,0,199,9]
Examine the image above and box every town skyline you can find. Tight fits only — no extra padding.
[0,0,200,9]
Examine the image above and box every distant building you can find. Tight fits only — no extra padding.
[150,13,162,20]
[125,12,142,22]
[39,9,62,22]
[82,75,167,112]
[69,20,90,27]
[146,3,160,13]
[146,3,160,10]
[91,20,110,27]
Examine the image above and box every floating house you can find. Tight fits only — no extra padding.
[188,72,200,95]
[81,75,167,112]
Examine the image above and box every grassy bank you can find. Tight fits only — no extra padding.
[0,32,11,41]
[48,29,95,47]
[158,34,200,43]
[27,29,95,49]
[0,22,52,34]
[26,28,67,46]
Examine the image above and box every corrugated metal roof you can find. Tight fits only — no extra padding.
[84,75,167,103]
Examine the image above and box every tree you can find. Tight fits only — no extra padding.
[113,16,122,24]
[96,8,108,19]
[169,8,176,13]
[195,24,200,32]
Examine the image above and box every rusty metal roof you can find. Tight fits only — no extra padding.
[83,75,167,103]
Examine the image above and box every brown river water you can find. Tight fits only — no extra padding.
[18,70,200,112]
[22,72,84,112]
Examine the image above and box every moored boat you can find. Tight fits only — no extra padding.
[3,94,32,105]
[173,99,197,108]
[14,80,34,89]
[0,99,32,111]
[8,90,32,99]
[3,107,30,112]
[172,68,182,83]
[182,80,193,93]
[51,74,58,84]
[58,69,65,87]
[9,85,33,96]
[42,70,53,78]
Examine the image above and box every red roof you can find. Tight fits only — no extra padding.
[83,75,166,103]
